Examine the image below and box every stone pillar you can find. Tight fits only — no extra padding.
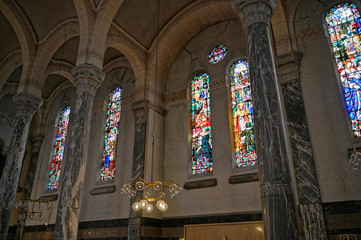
[276,51,327,240]
[53,64,104,240]
[0,92,42,240]
[128,100,149,240]
[15,134,44,240]
[231,1,298,239]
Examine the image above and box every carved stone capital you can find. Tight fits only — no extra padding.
[132,100,150,125]
[276,51,303,84]
[12,92,43,121]
[231,0,276,29]
[30,134,44,153]
[71,63,104,96]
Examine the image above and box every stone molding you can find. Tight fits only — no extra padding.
[71,63,105,96]
[78,48,104,63]
[210,77,227,90]
[276,51,303,84]
[132,100,150,124]
[231,0,276,29]
[166,89,187,103]
[12,92,43,121]
[275,26,325,47]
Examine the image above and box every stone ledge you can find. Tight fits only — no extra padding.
[90,185,116,195]
[183,178,217,190]
[228,172,259,184]
[39,194,58,201]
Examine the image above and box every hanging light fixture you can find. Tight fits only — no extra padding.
[120,0,182,212]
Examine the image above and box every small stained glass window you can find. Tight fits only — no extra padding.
[191,73,213,174]
[326,3,361,137]
[48,106,71,190]
[100,87,122,181]
[230,59,257,167]
[208,45,228,64]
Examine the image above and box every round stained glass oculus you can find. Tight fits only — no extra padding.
[208,45,228,64]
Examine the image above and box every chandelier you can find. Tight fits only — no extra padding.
[120,0,182,213]
[349,146,361,170]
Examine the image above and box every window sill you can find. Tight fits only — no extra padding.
[228,172,259,184]
[183,177,217,190]
[90,185,116,195]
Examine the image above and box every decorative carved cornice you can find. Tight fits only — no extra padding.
[210,77,227,90]
[275,26,325,47]
[231,0,276,29]
[71,64,104,96]
[166,89,187,103]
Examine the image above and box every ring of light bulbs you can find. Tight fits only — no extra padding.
[120,178,182,212]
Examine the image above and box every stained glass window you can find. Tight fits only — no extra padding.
[100,87,122,181]
[191,73,213,174]
[326,3,361,137]
[208,45,228,64]
[230,59,257,167]
[48,106,71,190]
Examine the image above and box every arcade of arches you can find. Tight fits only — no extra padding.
[0,0,360,239]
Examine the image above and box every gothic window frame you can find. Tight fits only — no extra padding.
[98,85,123,182]
[47,104,71,191]
[188,71,214,177]
[225,57,258,172]
[324,1,361,141]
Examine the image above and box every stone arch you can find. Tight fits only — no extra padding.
[0,1,37,94]
[147,0,237,91]
[30,19,79,96]
[45,61,75,85]
[105,33,147,90]
[0,50,22,92]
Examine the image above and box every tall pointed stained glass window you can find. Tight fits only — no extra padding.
[100,87,122,181]
[191,73,213,174]
[230,59,257,167]
[326,3,361,137]
[48,106,71,190]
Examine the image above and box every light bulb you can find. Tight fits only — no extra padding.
[129,190,136,198]
[158,191,165,199]
[135,181,145,191]
[132,202,141,211]
[156,200,165,210]
[160,202,168,212]
[146,203,154,213]
[140,200,148,209]
[153,180,162,191]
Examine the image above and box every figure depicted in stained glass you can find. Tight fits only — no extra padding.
[48,106,71,190]
[230,59,257,167]
[191,73,213,174]
[208,45,228,64]
[100,87,122,181]
[326,3,361,137]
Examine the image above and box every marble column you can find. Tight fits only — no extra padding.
[276,52,327,240]
[15,134,44,240]
[128,100,149,240]
[0,92,42,240]
[53,64,104,240]
[231,1,298,239]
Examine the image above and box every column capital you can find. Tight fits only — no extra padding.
[231,0,276,29]
[30,134,44,153]
[12,92,43,121]
[132,100,150,125]
[71,63,104,96]
[276,51,303,84]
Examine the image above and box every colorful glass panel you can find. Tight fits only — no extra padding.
[326,3,361,137]
[48,106,71,190]
[208,45,228,64]
[191,73,213,174]
[230,59,257,167]
[100,87,122,181]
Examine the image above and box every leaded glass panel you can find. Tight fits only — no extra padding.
[191,73,213,174]
[230,59,257,167]
[208,45,228,64]
[100,87,122,181]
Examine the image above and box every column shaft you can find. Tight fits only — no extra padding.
[277,52,327,239]
[128,100,149,240]
[231,1,298,239]
[54,64,103,240]
[0,92,42,240]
